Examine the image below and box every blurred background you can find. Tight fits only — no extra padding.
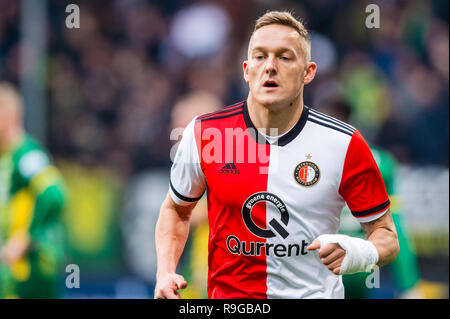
[0,0,448,298]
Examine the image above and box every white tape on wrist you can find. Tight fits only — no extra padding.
[315,234,379,274]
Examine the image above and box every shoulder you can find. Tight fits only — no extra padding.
[14,135,51,180]
[304,107,358,158]
[306,107,356,138]
[195,101,245,124]
[14,135,46,155]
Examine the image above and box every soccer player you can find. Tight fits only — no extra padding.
[0,82,66,298]
[155,11,399,299]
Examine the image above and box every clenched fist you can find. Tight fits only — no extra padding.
[154,273,188,299]
[307,239,346,275]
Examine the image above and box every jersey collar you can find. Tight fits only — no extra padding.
[243,100,309,146]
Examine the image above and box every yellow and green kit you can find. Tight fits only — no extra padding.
[0,134,66,298]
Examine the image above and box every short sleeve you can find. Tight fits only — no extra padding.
[169,117,206,206]
[339,130,390,223]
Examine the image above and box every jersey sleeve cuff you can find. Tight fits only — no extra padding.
[169,180,204,206]
[351,199,391,223]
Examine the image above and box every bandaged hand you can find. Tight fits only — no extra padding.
[307,234,379,275]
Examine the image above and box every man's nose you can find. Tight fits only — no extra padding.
[264,56,277,74]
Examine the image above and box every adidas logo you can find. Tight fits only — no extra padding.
[219,161,240,174]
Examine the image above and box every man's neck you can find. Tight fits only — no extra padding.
[247,95,304,136]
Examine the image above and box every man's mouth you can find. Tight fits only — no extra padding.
[263,80,279,88]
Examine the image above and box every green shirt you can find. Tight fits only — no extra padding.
[0,134,66,298]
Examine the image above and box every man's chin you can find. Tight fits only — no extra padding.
[256,96,285,108]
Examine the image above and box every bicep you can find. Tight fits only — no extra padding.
[339,131,391,222]
[169,118,206,205]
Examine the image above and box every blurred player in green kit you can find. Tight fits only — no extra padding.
[321,96,423,299]
[0,82,66,298]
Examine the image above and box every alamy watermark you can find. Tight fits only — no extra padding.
[365,265,380,289]
[365,4,380,29]
[65,264,80,289]
[65,4,80,29]
[170,127,279,174]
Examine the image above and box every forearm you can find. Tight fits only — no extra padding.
[363,212,400,267]
[309,212,399,275]
[155,196,192,277]
[368,227,399,266]
[389,212,421,291]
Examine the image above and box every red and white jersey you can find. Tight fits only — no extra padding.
[169,101,390,299]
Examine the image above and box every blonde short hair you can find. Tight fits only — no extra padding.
[251,11,311,62]
[0,82,23,113]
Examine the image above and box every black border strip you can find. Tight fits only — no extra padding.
[197,110,243,122]
[308,118,354,137]
[197,102,244,120]
[170,180,204,202]
[309,112,355,135]
[351,199,391,217]
[309,108,355,132]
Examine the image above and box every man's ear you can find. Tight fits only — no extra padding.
[303,62,317,85]
[243,60,249,83]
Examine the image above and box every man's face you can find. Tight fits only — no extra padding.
[243,24,314,109]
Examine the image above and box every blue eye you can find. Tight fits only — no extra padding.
[280,56,289,61]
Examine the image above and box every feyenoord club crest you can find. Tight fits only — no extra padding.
[294,161,320,187]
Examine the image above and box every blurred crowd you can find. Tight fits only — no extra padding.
[0,0,448,298]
